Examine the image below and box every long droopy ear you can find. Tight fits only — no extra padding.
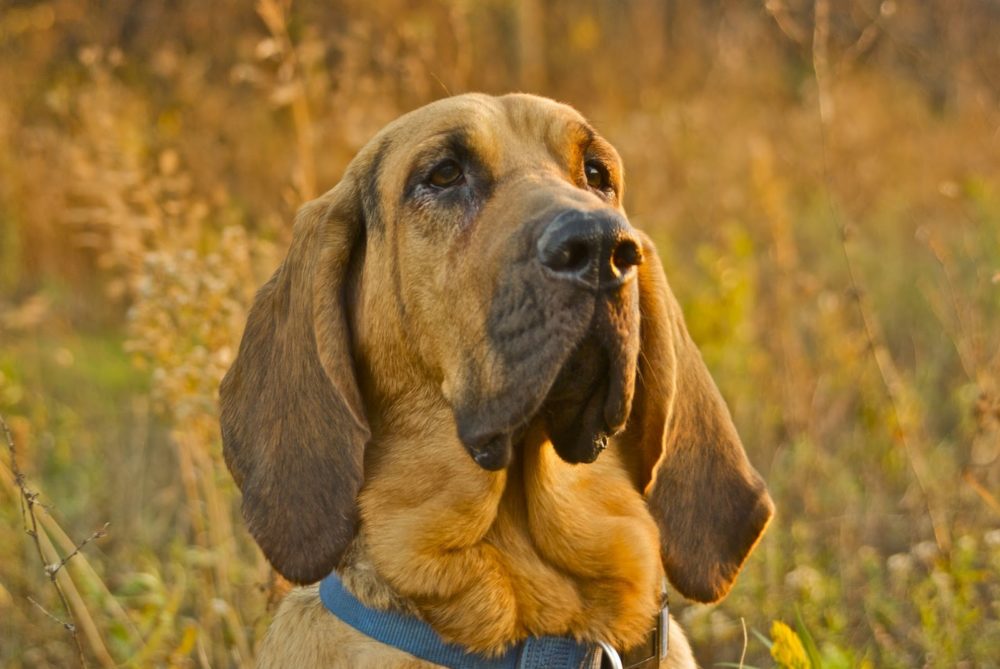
[219,179,370,584]
[626,232,774,603]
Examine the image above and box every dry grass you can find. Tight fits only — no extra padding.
[1,1,998,667]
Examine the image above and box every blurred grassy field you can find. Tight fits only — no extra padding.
[1,1,998,667]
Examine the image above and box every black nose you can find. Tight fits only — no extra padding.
[537,210,642,289]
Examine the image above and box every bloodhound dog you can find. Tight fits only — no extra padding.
[220,93,773,668]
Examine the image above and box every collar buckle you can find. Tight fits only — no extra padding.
[597,641,623,669]
[602,595,669,669]
[658,597,670,660]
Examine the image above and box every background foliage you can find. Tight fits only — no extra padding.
[1,1,998,667]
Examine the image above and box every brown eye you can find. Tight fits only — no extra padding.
[584,160,610,191]
[428,160,464,188]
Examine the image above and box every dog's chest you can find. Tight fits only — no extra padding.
[356,423,664,651]
[482,437,664,642]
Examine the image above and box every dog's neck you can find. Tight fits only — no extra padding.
[339,534,422,617]
[345,404,664,655]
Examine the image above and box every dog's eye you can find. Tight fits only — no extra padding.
[428,160,464,189]
[584,160,610,192]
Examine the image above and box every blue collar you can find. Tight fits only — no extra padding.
[319,571,608,668]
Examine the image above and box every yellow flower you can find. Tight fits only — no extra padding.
[770,620,811,669]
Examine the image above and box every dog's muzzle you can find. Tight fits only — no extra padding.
[455,207,643,472]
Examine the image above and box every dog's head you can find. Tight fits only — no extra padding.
[220,93,773,604]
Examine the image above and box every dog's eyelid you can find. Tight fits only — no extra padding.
[427,158,465,189]
[403,154,463,199]
[581,157,619,199]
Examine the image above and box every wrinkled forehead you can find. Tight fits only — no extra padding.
[366,93,621,178]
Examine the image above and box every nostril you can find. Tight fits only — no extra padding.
[611,239,642,274]
[563,240,591,273]
[545,239,593,274]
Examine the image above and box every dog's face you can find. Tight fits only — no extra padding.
[221,93,773,604]
[353,94,640,471]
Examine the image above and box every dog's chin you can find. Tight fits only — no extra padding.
[456,335,635,471]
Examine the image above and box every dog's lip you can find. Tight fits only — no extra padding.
[546,386,619,460]
[602,367,630,434]
[457,426,514,471]
[537,330,635,464]
[457,371,625,471]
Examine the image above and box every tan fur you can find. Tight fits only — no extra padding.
[220,93,774,668]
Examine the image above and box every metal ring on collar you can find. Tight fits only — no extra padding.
[596,640,623,669]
